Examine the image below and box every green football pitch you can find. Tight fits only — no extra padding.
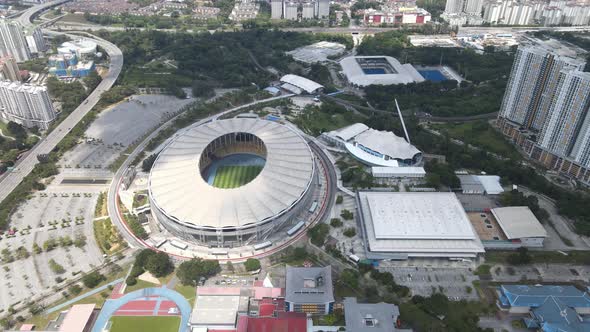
[213,165,263,189]
[109,316,180,332]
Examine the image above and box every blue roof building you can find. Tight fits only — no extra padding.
[498,285,590,332]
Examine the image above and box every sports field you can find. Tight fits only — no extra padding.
[213,165,263,188]
[109,316,180,332]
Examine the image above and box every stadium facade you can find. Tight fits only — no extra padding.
[149,118,317,248]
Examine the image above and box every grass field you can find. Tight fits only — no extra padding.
[213,165,263,189]
[110,316,180,332]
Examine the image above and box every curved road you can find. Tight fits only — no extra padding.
[0,2,123,205]
[107,95,338,261]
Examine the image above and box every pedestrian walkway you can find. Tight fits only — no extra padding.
[44,278,125,315]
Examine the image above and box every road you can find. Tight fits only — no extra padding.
[14,0,71,27]
[518,186,590,249]
[0,33,122,204]
[0,2,123,205]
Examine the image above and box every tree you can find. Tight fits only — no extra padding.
[507,247,532,265]
[177,258,220,286]
[308,223,330,246]
[82,271,105,288]
[48,259,65,274]
[340,209,354,220]
[69,284,83,295]
[336,195,343,204]
[330,218,343,227]
[343,227,356,237]
[6,122,26,140]
[142,153,159,172]
[226,261,234,272]
[145,251,174,277]
[339,269,359,288]
[83,70,102,91]
[244,258,260,272]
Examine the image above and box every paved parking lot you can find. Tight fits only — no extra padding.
[379,265,480,300]
[490,264,590,283]
[59,94,194,172]
[0,192,103,312]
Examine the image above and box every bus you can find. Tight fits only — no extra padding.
[253,241,272,251]
[211,249,229,256]
[154,239,167,248]
[170,240,188,250]
[308,201,318,214]
[287,221,305,236]
[348,254,360,264]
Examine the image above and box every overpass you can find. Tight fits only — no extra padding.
[0,2,123,205]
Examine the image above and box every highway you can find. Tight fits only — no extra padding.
[0,1,123,205]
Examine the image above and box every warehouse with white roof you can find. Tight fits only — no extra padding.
[357,191,485,259]
[279,74,324,94]
[490,207,547,248]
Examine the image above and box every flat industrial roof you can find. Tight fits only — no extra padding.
[491,207,547,239]
[190,294,241,326]
[358,192,485,257]
[285,266,334,304]
[59,304,95,332]
[340,56,425,86]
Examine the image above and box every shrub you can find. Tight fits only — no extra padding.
[343,227,356,237]
[244,258,261,272]
[308,223,330,246]
[340,209,354,220]
[69,284,82,295]
[330,218,343,227]
[126,276,137,286]
[336,195,343,204]
[82,271,105,288]
[48,259,65,274]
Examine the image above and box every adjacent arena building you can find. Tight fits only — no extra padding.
[340,56,425,87]
[357,191,485,260]
[149,118,316,248]
[322,123,422,167]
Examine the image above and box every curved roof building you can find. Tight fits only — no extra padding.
[280,74,324,94]
[322,123,422,167]
[149,118,316,247]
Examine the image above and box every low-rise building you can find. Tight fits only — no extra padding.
[362,7,431,25]
[490,206,547,248]
[48,53,95,78]
[357,191,485,260]
[340,56,425,87]
[285,266,334,315]
[344,297,409,331]
[371,166,426,178]
[457,174,504,195]
[498,284,590,331]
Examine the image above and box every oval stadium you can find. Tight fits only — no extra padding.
[148,118,316,248]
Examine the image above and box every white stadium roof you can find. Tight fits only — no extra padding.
[340,56,425,87]
[491,207,547,239]
[280,74,323,94]
[149,118,314,229]
[358,192,485,258]
[354,128,420,160]
[327,123,369,141]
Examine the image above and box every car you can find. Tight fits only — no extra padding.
[220,280,226,285]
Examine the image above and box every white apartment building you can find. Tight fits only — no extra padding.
[25,26,47,54]
[0,21,31,63]
[499,45,584,131]
[0,81,56,129]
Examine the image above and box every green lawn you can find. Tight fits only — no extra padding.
[109,316,180,332]
[174,284,196,307]
[213,165,263,189]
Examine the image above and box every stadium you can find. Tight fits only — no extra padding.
[148,118,317,248]
[339,56,425,87]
